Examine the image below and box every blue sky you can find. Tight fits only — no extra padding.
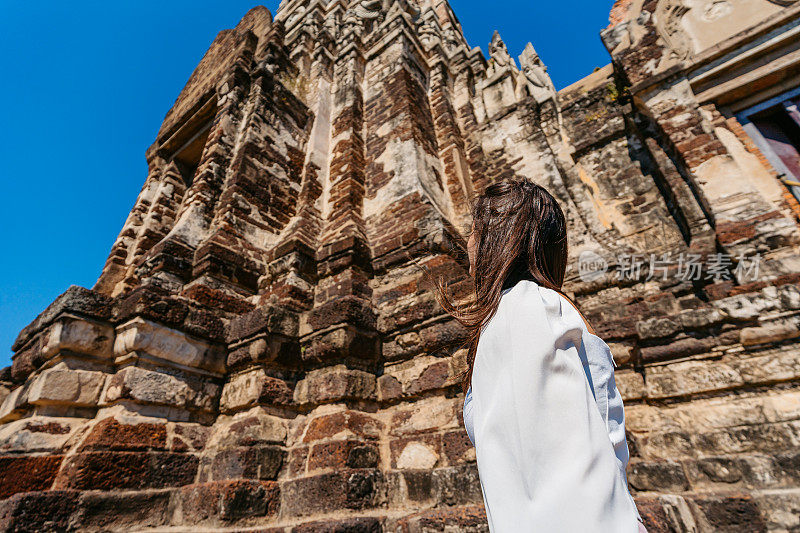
[0,1,613,368]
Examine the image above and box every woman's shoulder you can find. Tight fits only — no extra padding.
[500,279,590,344]
[498,278,545,304]
[500,279,567,317]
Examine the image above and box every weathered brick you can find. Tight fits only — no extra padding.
[0,490,80,533]
[0,456,63,499]
[54,451,198,490]
[179,480,280,523]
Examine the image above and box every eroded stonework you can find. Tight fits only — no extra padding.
[2,0,800,531]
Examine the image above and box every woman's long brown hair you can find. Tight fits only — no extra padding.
[434,178,571,395]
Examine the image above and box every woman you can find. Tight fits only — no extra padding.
[436,179,646,532]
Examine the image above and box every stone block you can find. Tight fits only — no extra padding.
[633,497,686,533]
[307,296,377,331]
[0,455,63,499]
[377,294,441,335]
[764,450,800,487]
[113,285,226,342]
[640,337,717,363]
[302,325,380,362]
[104,365,220,412]
[72,489,173,531]
[293,365,376,405]
[388,470,435,504]
[607,342,634,366]
[715,291,778,321]
[734,349,800,385]
[10,339,43,384]
[226,334,299,368]
[219,368,293,412]
[389,396,458,436]
[431,464,483,506]
[418,320,468,354]
[54,451,198,490]
[302,410,383,443]
[280,469,383,517]
[377,374,403,402]
[0,385,30,423]
[226,305,299,344]
[13,286,112,352]
[28,367,106,407]
[615,370,645,400]
[740,323,800,347]
[205,407,287,449]
[636,317,680,340]
[677,308,724,329]
[307,440,379,471]
[40,315,114,360]
[78,417,168,452]
[687,492,767,532]
[778,284,800,311]
[691,421,800,456]
[627,460,690,492]
[171,422,211,452]
[380,356,454,399]
[292,516,382,532]
[381,321,468,363]
[394,505,488,533]
[286,445,309,477]
[390,433,441,469]
[179,480,280,524]
[683,454,775,487]
[441,429,475,465]
[0,490,80,533]
[0,417,79,453]
[113,318,225,374]
[0,383,9,409]
[198,445,284,481]
[636,430,695,460]
[752,488,800,532]
[646,359,743,399]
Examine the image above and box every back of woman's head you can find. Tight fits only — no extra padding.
[435,178,569,393]
[471,179,568,298]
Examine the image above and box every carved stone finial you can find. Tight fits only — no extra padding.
[442,27,460,53]
[419,19,439,50]
[324,13,339,38]
[417,8,440,50]
[487,31,516,78]
[518,42,556,103]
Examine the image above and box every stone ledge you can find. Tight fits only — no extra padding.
[113,318,225,375]
[12,287,113,353]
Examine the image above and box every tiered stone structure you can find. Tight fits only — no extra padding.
[2,0,800,531]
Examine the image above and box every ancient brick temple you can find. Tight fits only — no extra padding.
[2,0,800,531]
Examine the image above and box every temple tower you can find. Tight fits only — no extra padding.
[1,1,800,530]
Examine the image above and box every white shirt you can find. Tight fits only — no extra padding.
[462,279,641,532]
